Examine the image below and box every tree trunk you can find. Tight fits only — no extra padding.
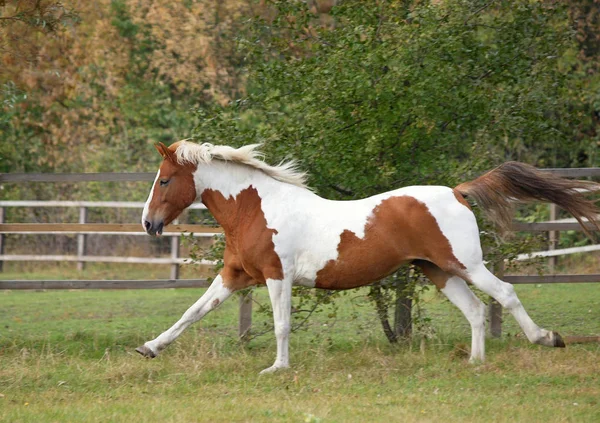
[372,272,414,344]
[371,284,398,343]
[394,274,413,338]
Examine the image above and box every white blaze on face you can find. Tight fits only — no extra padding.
[142,170,161,229]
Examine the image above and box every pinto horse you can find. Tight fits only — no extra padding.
[137,140,600,373]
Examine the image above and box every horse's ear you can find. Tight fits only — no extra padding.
[154,142,176,162]
[154,143,166,158]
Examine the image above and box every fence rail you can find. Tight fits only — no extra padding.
[0,200,221,278]
[0,254,216,265]
[0,223,222,234]
[0,172,156,183]
[0,279,210,290]
[2,167,598,182]
[504,274,600,284]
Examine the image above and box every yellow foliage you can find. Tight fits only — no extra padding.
[1,0,252,171]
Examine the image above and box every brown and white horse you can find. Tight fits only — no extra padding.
[137,140,600,373]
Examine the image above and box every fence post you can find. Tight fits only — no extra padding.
[0,206,4,272]
[548,203,558,272]
[488,260,504,338]
[170,219,180,280]
[238,290,253,340]
[77,206,87,272]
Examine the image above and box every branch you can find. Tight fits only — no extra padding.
[328,184,354,196]
[370,284,398,343]
[336,118,366,133]
[464,1,497,25]
[246,290,337,341]
[292,292,336,332]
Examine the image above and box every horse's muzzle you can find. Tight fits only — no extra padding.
[144,219,164,236]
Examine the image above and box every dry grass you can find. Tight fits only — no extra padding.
[1,338,598,422]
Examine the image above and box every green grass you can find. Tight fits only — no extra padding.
[1,279,599,422]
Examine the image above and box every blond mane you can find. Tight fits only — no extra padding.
[174,140,309,189]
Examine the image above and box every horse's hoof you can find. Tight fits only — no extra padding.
[259,364,289,375]
[135,345,157,358]
[553,332,566,348]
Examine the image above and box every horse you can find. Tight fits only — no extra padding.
[136,140,600,373]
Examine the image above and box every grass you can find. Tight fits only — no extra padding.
[0,266,599,422]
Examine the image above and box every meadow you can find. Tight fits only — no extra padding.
[1,263,599,423]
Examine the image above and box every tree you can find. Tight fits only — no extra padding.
[1,0,253,197]
[193,0,590,342]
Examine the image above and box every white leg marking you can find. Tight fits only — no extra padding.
[467,264,557,347]
[260,278,292,374]
[139,275,232,355]
[441,276,486,362]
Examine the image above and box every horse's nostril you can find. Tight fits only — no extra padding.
[144,220,151,231]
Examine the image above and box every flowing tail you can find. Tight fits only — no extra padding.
[455,162,600,239]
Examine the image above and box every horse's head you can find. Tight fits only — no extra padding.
[142,142,197,236]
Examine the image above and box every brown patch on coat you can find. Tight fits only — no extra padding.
[147,143,197,226]
[452,189,471,210]
[413,259,452,290]
[201,187,284,290]
[314,196,465,290]
[211,298,220,309]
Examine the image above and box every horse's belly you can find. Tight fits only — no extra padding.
[314,255,410,290]
[310,193,466,289]
[310,222,416,289]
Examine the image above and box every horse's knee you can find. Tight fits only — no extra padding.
[469,267,521,309]
[495,283,521,310]
[472,302,486,325]
[274,321,290,338]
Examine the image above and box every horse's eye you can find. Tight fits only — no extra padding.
[159,179,170,187]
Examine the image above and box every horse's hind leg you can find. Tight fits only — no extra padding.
[415,260,486,362]
[465,263,565,348]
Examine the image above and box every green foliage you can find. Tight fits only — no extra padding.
[194,0,590,197]
[110,0,139,39]
[185,233,226,276]
[190,0,589,342]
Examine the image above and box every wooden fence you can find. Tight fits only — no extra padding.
[0,200,221,279]
[1,168,599,339]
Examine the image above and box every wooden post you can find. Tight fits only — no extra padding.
[489,260,504,338]
[170,219,180,280]
[238,290,253,340]
[77,206,87,272]
[0,206,4,272]
[548,203,558,272]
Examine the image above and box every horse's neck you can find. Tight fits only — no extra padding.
[195,161,289,232]
[194,160,275,198]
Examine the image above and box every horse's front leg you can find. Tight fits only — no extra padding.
[260,278,293,374]
[135,274,233,358]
